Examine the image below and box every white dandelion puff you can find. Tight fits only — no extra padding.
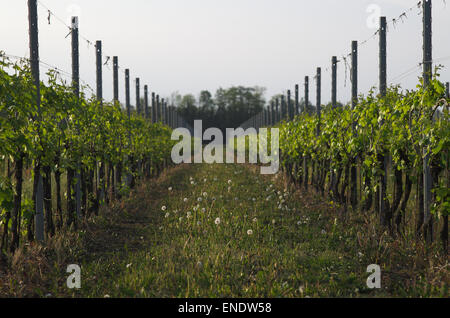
[247,229,253,236]
[215,217,221,225]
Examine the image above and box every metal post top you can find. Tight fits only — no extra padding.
[71,16,79,28]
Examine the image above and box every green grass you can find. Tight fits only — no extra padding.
[1,163,448,298]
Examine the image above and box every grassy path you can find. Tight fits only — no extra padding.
[65,163,378,297]
[3,163,446,297]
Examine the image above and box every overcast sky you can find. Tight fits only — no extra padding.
[1,0,450,105]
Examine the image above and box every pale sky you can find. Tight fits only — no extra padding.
[1,0,450,106]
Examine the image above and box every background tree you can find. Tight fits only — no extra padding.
[173,86,266,134]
